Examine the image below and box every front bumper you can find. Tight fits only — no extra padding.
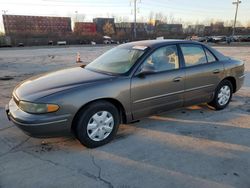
[236,74,245,92]
[6,99,72,137]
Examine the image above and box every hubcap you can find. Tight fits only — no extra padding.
[217,85,231,106]
[87,111,114,141]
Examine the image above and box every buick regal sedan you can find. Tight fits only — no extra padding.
[6,40,245,148]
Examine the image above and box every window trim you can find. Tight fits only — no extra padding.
[203,46,218,63]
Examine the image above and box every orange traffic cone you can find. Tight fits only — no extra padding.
[76,52,82,63]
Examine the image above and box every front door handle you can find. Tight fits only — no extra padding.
[213,69,220,74]
[173,77,182,82]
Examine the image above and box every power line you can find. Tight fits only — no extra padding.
[0,2,130,8]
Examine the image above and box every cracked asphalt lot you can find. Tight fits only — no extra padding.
[0,45,250,188]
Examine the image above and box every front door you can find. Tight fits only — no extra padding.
[131,45,185,119]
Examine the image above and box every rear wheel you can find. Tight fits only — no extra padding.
[75,101,120,148]
[208,80,233,110]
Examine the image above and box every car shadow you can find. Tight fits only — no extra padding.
[117,94,250,147]
[94,95,250,187]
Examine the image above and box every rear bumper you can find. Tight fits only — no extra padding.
[6,99,72,137]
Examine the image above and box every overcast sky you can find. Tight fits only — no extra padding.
[1,0,250,31]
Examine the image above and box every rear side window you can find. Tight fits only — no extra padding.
[204,48,217,63]
[180,44,207,67]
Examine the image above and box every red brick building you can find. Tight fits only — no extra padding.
[74,22,96,35]
[3,14,72,35]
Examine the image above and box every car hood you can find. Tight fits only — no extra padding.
[14,67,114,101]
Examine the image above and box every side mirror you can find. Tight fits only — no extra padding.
[136,64,156,77]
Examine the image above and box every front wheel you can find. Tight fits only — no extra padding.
[75,101,120,148]
[208,80,233,110]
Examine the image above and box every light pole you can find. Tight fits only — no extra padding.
[75,11,78,23]
[1,10,8,34]
[131,0,140,40]
[133,0,137,39]
[232,0,241,36]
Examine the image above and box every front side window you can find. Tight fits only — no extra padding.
[180,44,207,67]
[86,47,145,74]
[141,45,179,72]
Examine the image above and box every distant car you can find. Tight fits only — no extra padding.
[6,40,245,148]
[48,40,53,45]
[17,43,24,47]
[231,35,241,42]
[206,36,214,43]
[103,36,113,44]
[186,36,206,43]
[111,40,119,44]
[211,36,227,43]
[191,36,207,43]
[240,35,250,42]
[103,40,111,44]
[57,41,67,45]
[197,37,207,43]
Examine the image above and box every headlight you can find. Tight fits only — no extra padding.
[19,101,59,114]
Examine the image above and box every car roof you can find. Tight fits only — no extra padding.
[119,39,202,49]
[118,39,228,61]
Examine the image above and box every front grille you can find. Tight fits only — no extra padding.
[13,93,20,106]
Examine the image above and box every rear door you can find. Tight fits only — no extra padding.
[131,45,185,119]
[179,44,224,106]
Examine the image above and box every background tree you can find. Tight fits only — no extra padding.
[247,20,250,28]
[148,11,154,24]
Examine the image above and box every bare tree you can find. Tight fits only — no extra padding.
[138,16,145,23]
[168,13,175,24]
[224,20,234,27]
[236,20,243,27]
[247,20,250,28]
[153,12,168,23]
[176,18,183,24]
[202,18,213,26]
[183,21,192,28]
[117,16,129,23]
[148,11,154,23]
[122,16,129,22]
[155,12,164,22]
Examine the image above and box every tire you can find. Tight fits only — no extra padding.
[208,80,233,110]
[75,101,120,148]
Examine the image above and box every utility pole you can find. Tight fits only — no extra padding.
[2,10,8,34]
[131,0,140,40]
[232,0,241,36]
[75,11,78,23]
[133,0,137,39]
[74,11,78,32]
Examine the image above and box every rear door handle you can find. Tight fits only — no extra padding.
[213,69,220,74]
[173,77,182,82]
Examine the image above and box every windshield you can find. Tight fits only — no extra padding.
[85,47,145,74]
